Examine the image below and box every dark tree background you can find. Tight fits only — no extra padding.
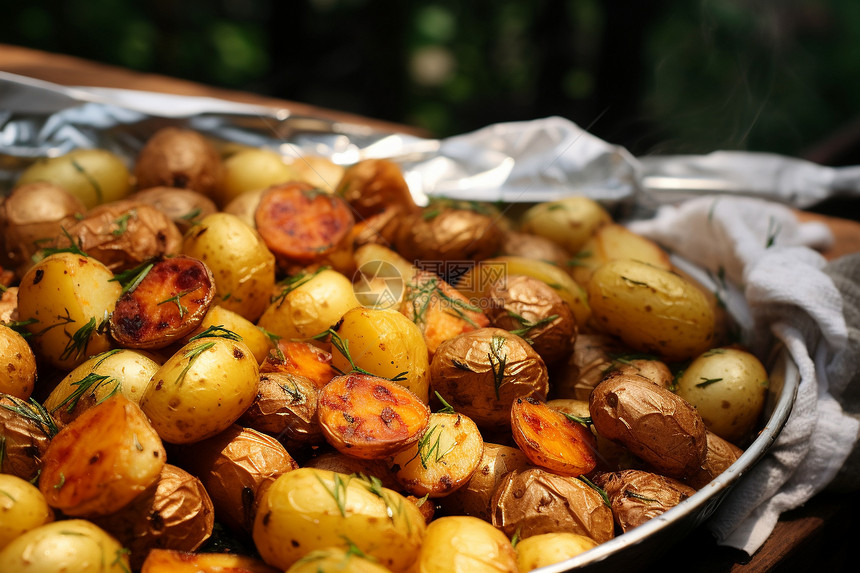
[5,0,860,165]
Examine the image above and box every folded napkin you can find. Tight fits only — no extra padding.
[628,196,860,554]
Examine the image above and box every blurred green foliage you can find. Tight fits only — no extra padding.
[4,0,859,160]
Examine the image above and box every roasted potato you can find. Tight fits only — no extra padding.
[135,127,223,196]
[188,304,275,364]
[516,532,598,572]
[430,327,548,428]
[0,474,54,551]
[54,201,183,272]
[17,252,121,370]
[589,373,707,478]
[0,519,131,573]
[587,259,715,361]
[389,411,484,497]
[142,549,280,573]
[414,515,518,573]
[0,394,57,481]
[395,206,503,263]
[491,467,614,543]
[16,148,131,209]
[39,395,166,517]
[519,195,611,253]
[550,333,624,401]
[130,186,218,233]
[109,255,215,349]
[498,230,572,267]
[260,340,337,389]
[182,212,276,321]
[289,155,344,193]
[484,274,576,365]
[140,333,259,444]
[568,222,672,287]
[215,147,298,207]
[252,468,426,572]
[604,356,674,389]
[685,431,744,489]
[317,373,430,459]
[0,325,37,399]
[239,372,325,450]
[303,451,400,491]
[91,464,214,570]
[286,547,394,572]
[675,347,768,444]
[174,425,298,534]
[592,469,697,533]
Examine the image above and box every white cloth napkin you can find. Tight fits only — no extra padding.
[628,195,860,554]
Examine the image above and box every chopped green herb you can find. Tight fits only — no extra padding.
[578,475,610,507]
[0,488,15,502]
[52,372,115,414]
[70,158,103,203]
[487,334,508,399]
[111,210,136,236]
[157,286,202,318]
[271,267,329,307]
[562,412,593,428]
[507,310,559,343]
[327,329,408,382]
[0,397,59,438]
[189,325,242,342]
[566,251,592,267]
[511,527,522,548]
[58,316,107,362]
[696,377,723,388]
[111,548,132,573]
[409,424,455,469]
[766,216,782,248]
[620,275,650,288]
[317,472,350,517]
[54,472,66,490]
[109,261,154,295]
[257,326,285,361]
[626,491,658,503]
[175,341,216,386]
[34,227,88,260]
[180,207,202,223]
[435,391,456,414]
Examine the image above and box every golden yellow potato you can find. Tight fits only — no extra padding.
[516,532,598,572]
[182,213,276,321]
[17,252,121,370]
[520,195,611,253]
[16,148,131,209]
[252,468,425,572]
[289,155,344,192]
[0,325,37,399]
[216,148,298,207]
[330,306,430,403]
[185,304,275,364]
[675,347,769,444]
[140,335,260,444]
[415,515,517,573]
[0,474,54,551]
[569,223,672,287]
[286,547,393,572]
[587,259,715,361]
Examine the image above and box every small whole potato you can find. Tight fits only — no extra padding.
[589,373,708,478]
[395,207,503,263]
[587,259,715,361]
[0,325,37,399]
[0,474,54,551]
[414,515,518,573]
[686,431,744,489]
[287,547,394,573]
[516,532,598,572]
[0,395,56,482]
[130,186,218,233]
[520,195,611,253]
[675,347,769,444]
[215,147,298,207]
[592,469,697,533]
[498,230,572,267]
[134,127,223,196]
[239,372,324,450]
[568,223,672,287]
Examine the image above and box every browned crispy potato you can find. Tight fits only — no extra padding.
[394,206,503,263]
[592,469,697,533]
[0,182,85,277]
[589,373,707,478]
[510,396,596,477]
[254,181,355,268]
[491,467,614,543]
[239,372,325,450]
[54,201,183,272]
[438,442,532,521]
[499,230,572,267]
[0,325,36,399]
[604,356,674,389]
[92,464,214,570]
[685,431,744,489]
[142,548,280,573]
[260,340,337,389]
[389,412,484,497]
[550,333,624,400]
[0,394,57,481]
[484,274,576,365]
[39,395,166,517]
[0,285,17,323]
[303,451,400,491]
[317,373,430,459]
[430,327,548,428]
[134,127,224,196]
[400,270,489,358]
[174,425,298,534]
[109,256,215,349]
[130,186,218,233]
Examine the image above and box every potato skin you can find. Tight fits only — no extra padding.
[520,195,611,253]
[395,207,503,263]
[415,515,517,573]
[516,532,598,572]
[239,372,325,450]
[135,127,223,196]
[0,474,54,551]
[130,186,218,233]
[592,469,697,533]
[589,374,707,478]
[491,467,614,543]
[0,395,55,482]
[0,325,37,399]
[587,259,715,362]
[252,468,426,572]
[685,431,744,490]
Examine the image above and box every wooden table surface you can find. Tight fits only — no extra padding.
[2,42,859,572]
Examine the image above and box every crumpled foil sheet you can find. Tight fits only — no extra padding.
[4,71,857,215]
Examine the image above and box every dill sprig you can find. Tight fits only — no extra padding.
[70,158,103,203]
[0,396,59,438]
[626,491,658,503]
[189,325,242,342]
[51,372,116,414]
[561,412,593,428]
[34,227,88,260]
[578,475,610,507]
[411,424,455,469]
[157,286,202,318]
[110,261,154,295]
[487,334,508,399]
[325,329,408,382]
[435,391,456,414]
[111,210,136,236]
[317,472,350,517]
[59,315,108,362]
[271,266,329,307]
[175,341,216,386]
[696,377,723,388]
[507,310,559,343]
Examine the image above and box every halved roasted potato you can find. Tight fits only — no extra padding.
[141,549,279,573]
[259,340,337,389]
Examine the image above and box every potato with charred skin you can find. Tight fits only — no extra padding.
[304,452,401,491]
[430,327,548,428]
[317,373,430,459]
[604,356,674,389]
[91,464,214,571]
[491,467,614,543]
[590,373,708,478]
[592,469,697,533]
[38,395,166,518]
[484,274,576,365]
[0,182,85,278]
[395,206,503,263]
[0,394,57,482]
[550,333,625,401]
[239,372,325,450]
[141,549,280,573]
[55,201,183,272]
[0,475,54,551]
[182,212,276,322]
[17,252,121,370]
[415,515,518,573]
[389,411,484,498]
[253,468,426,572]
[140,333,260,444]
[109,256,215,349]
[0,325,36,399]
[135,127,223,196]
[174,425,298,535]
[130,186,218,233]
[511,396,597,477]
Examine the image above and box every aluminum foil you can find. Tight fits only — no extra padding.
[7,71,855,215]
